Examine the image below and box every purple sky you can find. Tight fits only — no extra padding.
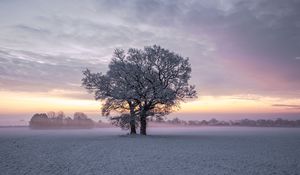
[0,0,300,124]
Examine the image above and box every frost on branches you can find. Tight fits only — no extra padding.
[82,45,196,135]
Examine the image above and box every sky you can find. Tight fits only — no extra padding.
[1,0,300,125]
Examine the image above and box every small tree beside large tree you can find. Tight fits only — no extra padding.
[82,45,196,135]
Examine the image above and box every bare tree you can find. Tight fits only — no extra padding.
[73,112,89,120]
[82,53,140,134]
[47,111,56,118]
[82,45,196,135]
[29,112,94,129]
[109,45,196,135]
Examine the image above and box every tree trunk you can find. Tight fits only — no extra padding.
[140,116,147,135]
[129,104,136,134]
[130,119,136,134]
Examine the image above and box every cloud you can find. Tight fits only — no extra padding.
[0,47,107,93]
[272,104,300,110]
[229,95,261,101]
[0,0,300,99]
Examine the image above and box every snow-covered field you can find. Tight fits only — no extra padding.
[1,127,300,175]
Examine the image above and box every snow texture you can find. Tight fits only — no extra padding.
[1,127,300,175]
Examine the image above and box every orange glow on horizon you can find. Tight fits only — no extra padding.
[0,91,299,115]
[0,91,100,114]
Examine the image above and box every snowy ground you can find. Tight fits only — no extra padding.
[1,127,300,175]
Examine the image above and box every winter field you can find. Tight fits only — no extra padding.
[1,127,300,175]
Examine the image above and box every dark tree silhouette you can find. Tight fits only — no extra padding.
[82,45,196,135]
[82,63,140,134]
[29,112,94,129]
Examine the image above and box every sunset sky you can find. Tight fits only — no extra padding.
[1,0,300,125]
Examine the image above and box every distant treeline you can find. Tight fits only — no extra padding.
[29,112,300,129]
[150,117,300,127]
[29,112,98,129]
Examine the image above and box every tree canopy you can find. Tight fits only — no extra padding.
[82,45,196,135]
